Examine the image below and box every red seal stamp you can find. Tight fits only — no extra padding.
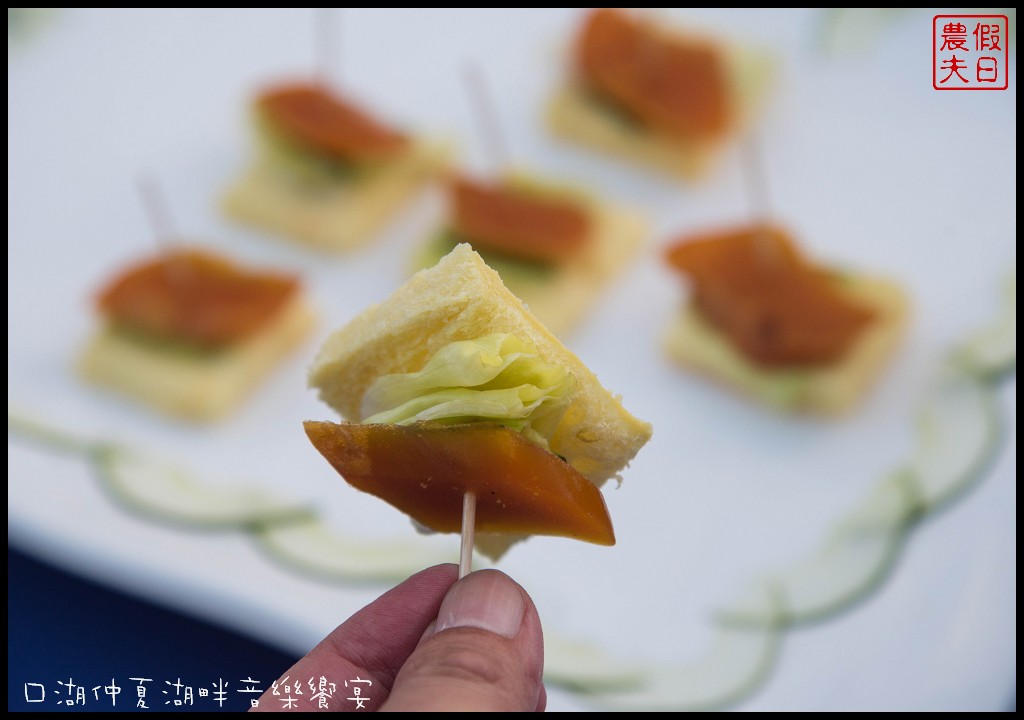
[933,15,1009,90]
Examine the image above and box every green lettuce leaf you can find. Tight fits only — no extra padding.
[361,334,575,449]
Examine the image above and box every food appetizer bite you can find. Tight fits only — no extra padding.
[305,243,652,559]
[663,224,908,414]
[547,8,772,180]
[222,81,450,251]
[411,171,647,337]
[79,248,315,421]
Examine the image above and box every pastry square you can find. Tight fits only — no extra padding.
[80,295,315,421]
[223,139,450,252]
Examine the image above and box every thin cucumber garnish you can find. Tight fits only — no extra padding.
[250,515,455,584]
[908,367,1001,512]
[11,411,313,530]
[954,270,1016,379]
[255,112,367,186]
[8,410,98,456]
[571,584,782,711]
[543,633,650,694]
[93,446,313,530]
[719,472,917,628]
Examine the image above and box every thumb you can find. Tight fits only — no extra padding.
[380,569,545,712]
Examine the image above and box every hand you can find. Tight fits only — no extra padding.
[252,564,545,712]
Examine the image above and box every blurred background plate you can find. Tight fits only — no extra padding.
[8,8,1016,711]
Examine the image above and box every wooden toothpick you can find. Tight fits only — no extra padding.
[458,492,477,578]
[136,172,187,287]
[742,134,772,221]
[315,8,338,88]
[462,61,509,174]
[741,135,781,267]
[136,172,178,250]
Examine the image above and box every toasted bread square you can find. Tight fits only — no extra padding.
[223,140,450,251]
[79,297,315,421]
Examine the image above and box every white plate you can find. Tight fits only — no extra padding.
[8,8,1016,711]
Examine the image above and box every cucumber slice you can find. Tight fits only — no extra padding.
[8,410,97,456]
[94,446,313,530]
[251,516,456,584]
[955,271,1016,378]
[714,365,1002,632]
[543,633,650,693]
[908,367,1001,511]
[570,585,781,711]
[719,471,917,629]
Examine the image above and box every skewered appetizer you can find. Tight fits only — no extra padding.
[663,224,908,413]
[223,81,450,251]
[306,243,652,559]
[547,8,772,180]
[79,247,315,420]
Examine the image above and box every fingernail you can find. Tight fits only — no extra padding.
[435,570,525,639]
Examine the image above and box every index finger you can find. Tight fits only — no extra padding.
[251,563,458,712]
